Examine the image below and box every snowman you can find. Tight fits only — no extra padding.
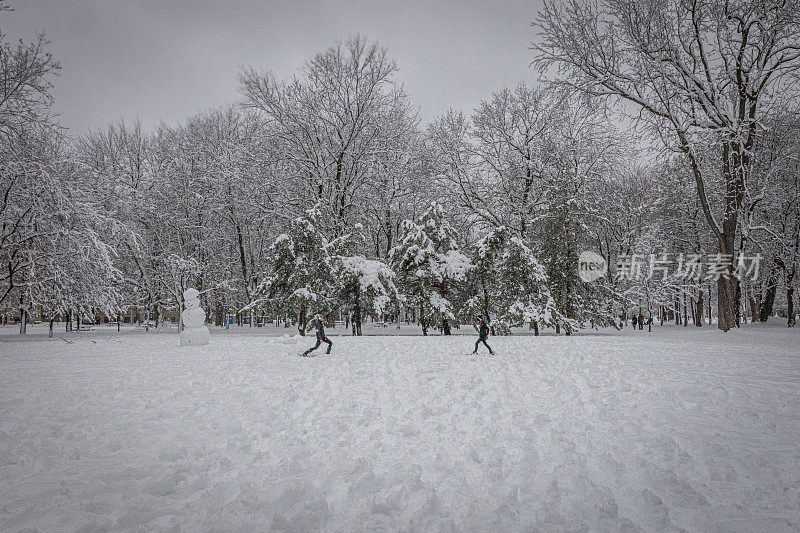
[179,287,210,346]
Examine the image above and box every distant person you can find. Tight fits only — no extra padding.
[631,316,637,330]
[302,314,332,356]
[473,316,494,355]
[637,313,644,330]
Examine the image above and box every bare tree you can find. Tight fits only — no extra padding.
[0,1,61,314]
[0,2,60,142]
[534,0,800,330]
[240,35,412,237]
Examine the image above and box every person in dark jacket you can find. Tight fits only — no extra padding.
[637,313,644,330]
[473,316,494,355]
[302,314,332,356]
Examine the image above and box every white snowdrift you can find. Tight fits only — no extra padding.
[0,325,798,530]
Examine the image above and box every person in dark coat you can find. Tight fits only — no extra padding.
[637,313,644,330]
[302,314,332,356]
[473,316,494,355]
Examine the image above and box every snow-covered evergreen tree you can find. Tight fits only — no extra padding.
[335,255,397,335]
[390,202,471,335]
[468,226,567,335]
[254,206,337,334]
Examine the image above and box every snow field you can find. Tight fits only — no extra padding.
[0,326,799,531]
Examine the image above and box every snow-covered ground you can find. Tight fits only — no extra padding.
[1,324,798,531]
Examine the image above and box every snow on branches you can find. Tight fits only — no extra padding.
[390,201,472,335]
[468,226,567,333]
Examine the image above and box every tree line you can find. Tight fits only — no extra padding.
[2,0,799,335]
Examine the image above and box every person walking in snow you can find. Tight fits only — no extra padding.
[473,316,494,355]
[637,313,644,330]
[302,314,332,356]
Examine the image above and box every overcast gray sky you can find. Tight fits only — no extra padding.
[5,0,544,134]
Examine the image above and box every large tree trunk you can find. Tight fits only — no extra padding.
[385,209,393,258]
[759,277,777,323]
[352,283,362,336]
[49,316,54,338]
[682,291,688,327]
[178,288,185,333]
[749,294,759,323]
[520,150,534,236]
[714,99,754,331]
[18,296,26,335]
[419,298,427,336]
[695,289,704,327]
[235,222,251,302]
[563,274,573,336]
[682,134,745,332]
[707,283,713,325]
[716,228,739,331]
[718,275,739,330]
[439,281,451,336]
[735,271,743,327]
[788,287,795,328]
[396,302,402,330]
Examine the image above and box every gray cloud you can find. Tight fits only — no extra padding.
[5,0,543,133]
